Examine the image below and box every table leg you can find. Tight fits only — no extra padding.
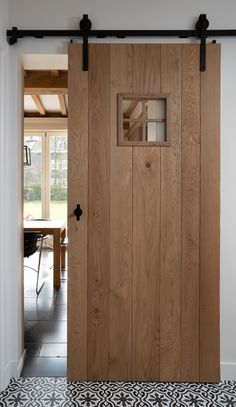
[61,229,66,270]
[53,229,61,288]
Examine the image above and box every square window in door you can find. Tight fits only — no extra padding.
[117,94,170,146]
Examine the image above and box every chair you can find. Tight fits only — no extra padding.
[60,236,68,274]
[24,231,45,295]
[31,219,51,248]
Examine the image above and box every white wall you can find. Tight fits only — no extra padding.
[0,0,26,391]
[8,0,236,30]
[0,0,10,390]
[1,0,236,388]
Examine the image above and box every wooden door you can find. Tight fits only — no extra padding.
[68,43,220,382]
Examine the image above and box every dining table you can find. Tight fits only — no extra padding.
[24,219,66,288]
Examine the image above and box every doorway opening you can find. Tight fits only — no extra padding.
[22,55,68,377]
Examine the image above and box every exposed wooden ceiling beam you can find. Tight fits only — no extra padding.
[24,112,64,118]
[31,95,46,116]
[51,70,59,77]
[26,88,67,95]
[58,94,67,116]
[24,117,67,131]
[24,70,68,95]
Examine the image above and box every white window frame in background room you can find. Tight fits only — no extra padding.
[24,130,68,220]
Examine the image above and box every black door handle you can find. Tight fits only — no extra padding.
[74,204,83,221]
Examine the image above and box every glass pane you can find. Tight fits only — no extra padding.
[123,121,143,142]
[24,135,42,219]
[146,99,165,120]
[147,122,166,142]
[123,99,143,120]
[50,134,68,224]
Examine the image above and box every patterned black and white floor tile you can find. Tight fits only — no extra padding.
[1,377,236,407]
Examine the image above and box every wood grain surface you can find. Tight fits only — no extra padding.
[68,43,220,383]
[181,44,200,381]
[132,45,161,381]
[200,44,220,382]
[109,45,133,380]
[68,44,88,380]
[87,44,110,380]
[160,45,182,381]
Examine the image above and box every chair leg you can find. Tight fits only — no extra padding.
[36,235,45,296]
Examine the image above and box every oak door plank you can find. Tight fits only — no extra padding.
[109,45,133,380]
[132,45,161,381]
[200,44,220,382]
[181,44,200,381]
[68,44,88,380]
[87,44,110,380]
[160,45,182,381]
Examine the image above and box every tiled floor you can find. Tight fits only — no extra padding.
[22,249,67,377]
[1,377,236,406]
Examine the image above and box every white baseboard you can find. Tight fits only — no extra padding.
[221,363,236,380]
[17,349,27,377]
[0,350,26,392]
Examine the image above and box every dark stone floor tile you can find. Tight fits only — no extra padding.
[25,321,67,343]
[24,297,54,312]
[54,285,67,305]
[21,357,67,377]
[24,272,56,299]
[24,311,30,321]
[24,285,57,299]
[24,320,39,335]
[25,342,41,357]
[39,343,67,357]
[23,249,68,377]
[27,311,52,321]
[50,304,67,321]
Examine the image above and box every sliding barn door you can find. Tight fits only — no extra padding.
[68,43,220,382]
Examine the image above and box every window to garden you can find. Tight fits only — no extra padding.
[24,131,67,224]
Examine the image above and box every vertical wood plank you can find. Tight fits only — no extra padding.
[109,45,133,380]
[87,44,110,380]
[68,44,88,380]
[132,45,161,380]
[181,45,200,381]
[160,45,182,381]
[200,44,220,382]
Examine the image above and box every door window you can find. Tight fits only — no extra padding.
[118,94,170,146]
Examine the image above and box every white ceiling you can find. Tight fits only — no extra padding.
[24,94,68,114]
[23,54,68,70]
[24,95,37,112]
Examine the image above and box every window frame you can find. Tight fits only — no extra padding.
[24,130,67,220]
[117,93,171,147]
